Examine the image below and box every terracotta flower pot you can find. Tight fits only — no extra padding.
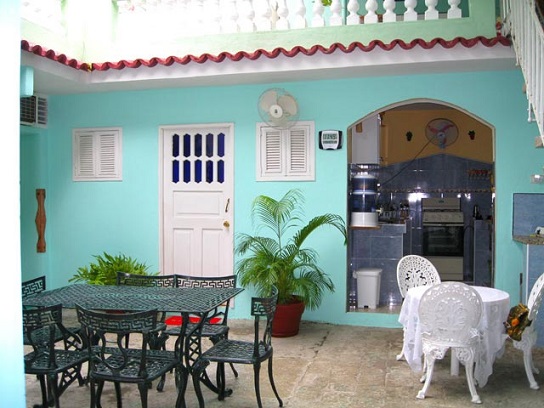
[272,298,305,337]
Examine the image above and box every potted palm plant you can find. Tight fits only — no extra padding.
[236,189,347,337]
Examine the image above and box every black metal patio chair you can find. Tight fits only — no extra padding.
[24,303,88,408]
[22,276,84,383]
[191,286,283,408]
[76,305,186,408]
[166,274,238,377]
[116,272,175,390]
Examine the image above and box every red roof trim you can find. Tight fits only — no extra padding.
[21,36,511,73]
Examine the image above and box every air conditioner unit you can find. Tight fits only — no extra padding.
[20,94,48,128]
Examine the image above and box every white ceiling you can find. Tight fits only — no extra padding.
[22,40,518,96]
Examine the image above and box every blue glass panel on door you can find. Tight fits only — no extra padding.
[195,160,202,183]
[218,160,224,183]
[172,133,180,157]
[183,134,191,158]
[195,133,202,157]
[206,160,214,183]
[206,133,214,157]
[183,160,191,183]
[218,133,225,157]
[172,160,179,183]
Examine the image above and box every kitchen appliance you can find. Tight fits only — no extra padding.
[421,197,465,281]
[350,171,378,227]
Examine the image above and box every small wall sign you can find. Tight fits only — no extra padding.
[319,130,343,150]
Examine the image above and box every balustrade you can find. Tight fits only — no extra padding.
[22,0,473,38]
[501,0,544,139]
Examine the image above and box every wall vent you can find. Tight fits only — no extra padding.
[20,94,48,128]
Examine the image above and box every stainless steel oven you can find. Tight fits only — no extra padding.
[421,198,465,281]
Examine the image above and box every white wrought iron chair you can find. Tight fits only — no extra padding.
[512,272,544,390]
[396,255,441,299]
[416,282,483,404]
[396,255,441,360]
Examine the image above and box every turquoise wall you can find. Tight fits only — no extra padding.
[20,68,540,328]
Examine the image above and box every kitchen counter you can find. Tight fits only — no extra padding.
[513,235,544,245]
[350,222,407,231]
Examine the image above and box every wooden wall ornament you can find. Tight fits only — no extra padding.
[35,189,46,253]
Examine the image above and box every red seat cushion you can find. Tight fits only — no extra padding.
[165,316,221,325]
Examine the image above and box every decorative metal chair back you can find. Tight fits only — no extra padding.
[176,274,237,325]
[251,286,279,357]
[116,271,177,287]
[76,304,183,408]
[22,275,46,299]
[527,272,544,321]
[76,306,160,375]
[397,255,441,299]
[417,282,483,403]
[22,276,82,347]
[176,274,236,289]
[23,304,87,408]
[419,281,482,344]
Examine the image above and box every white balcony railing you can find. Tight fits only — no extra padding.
[22,1,497,64]
[113,0,465,37]
[501,0,544,139]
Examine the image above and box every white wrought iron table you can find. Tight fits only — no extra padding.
[398,285,510,387]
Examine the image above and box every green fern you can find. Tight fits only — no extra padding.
[69,252,154,285]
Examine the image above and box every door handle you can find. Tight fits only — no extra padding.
[223,220,230,228]
[225,198,230,213]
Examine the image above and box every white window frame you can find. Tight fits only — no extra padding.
[72,127,122,181]
[256,121,315,181]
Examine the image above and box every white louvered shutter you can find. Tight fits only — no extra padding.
[73,128,122,181]
[262,127,282,175]
[287,127,308,174]
[256,122,314,181]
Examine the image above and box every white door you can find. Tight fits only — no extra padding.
[160,123,234,277]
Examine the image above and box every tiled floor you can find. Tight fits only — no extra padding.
[26,315,544,407]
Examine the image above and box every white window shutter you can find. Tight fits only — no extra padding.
[288,128,308,174]
[256,122,314,181]
[76,132,96,178]
[263,127,282,174]
[97,131,120,177]
[73,128,122,181]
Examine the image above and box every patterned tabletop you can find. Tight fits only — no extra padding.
[22,283,244,314]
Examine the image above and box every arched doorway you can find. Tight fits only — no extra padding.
[347,99,495,313]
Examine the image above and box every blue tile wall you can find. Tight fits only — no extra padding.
[350,224,405,307]
[513,193,544,236]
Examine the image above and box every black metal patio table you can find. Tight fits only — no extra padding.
[23,283,244,405]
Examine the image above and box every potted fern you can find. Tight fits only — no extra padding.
[69,252,154,285]
[236,189,346,337]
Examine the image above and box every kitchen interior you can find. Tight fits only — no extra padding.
[347,102,495,313]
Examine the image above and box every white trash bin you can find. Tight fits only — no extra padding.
[353,268,382,309]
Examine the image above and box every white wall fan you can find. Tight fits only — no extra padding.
[258,88,299,129]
